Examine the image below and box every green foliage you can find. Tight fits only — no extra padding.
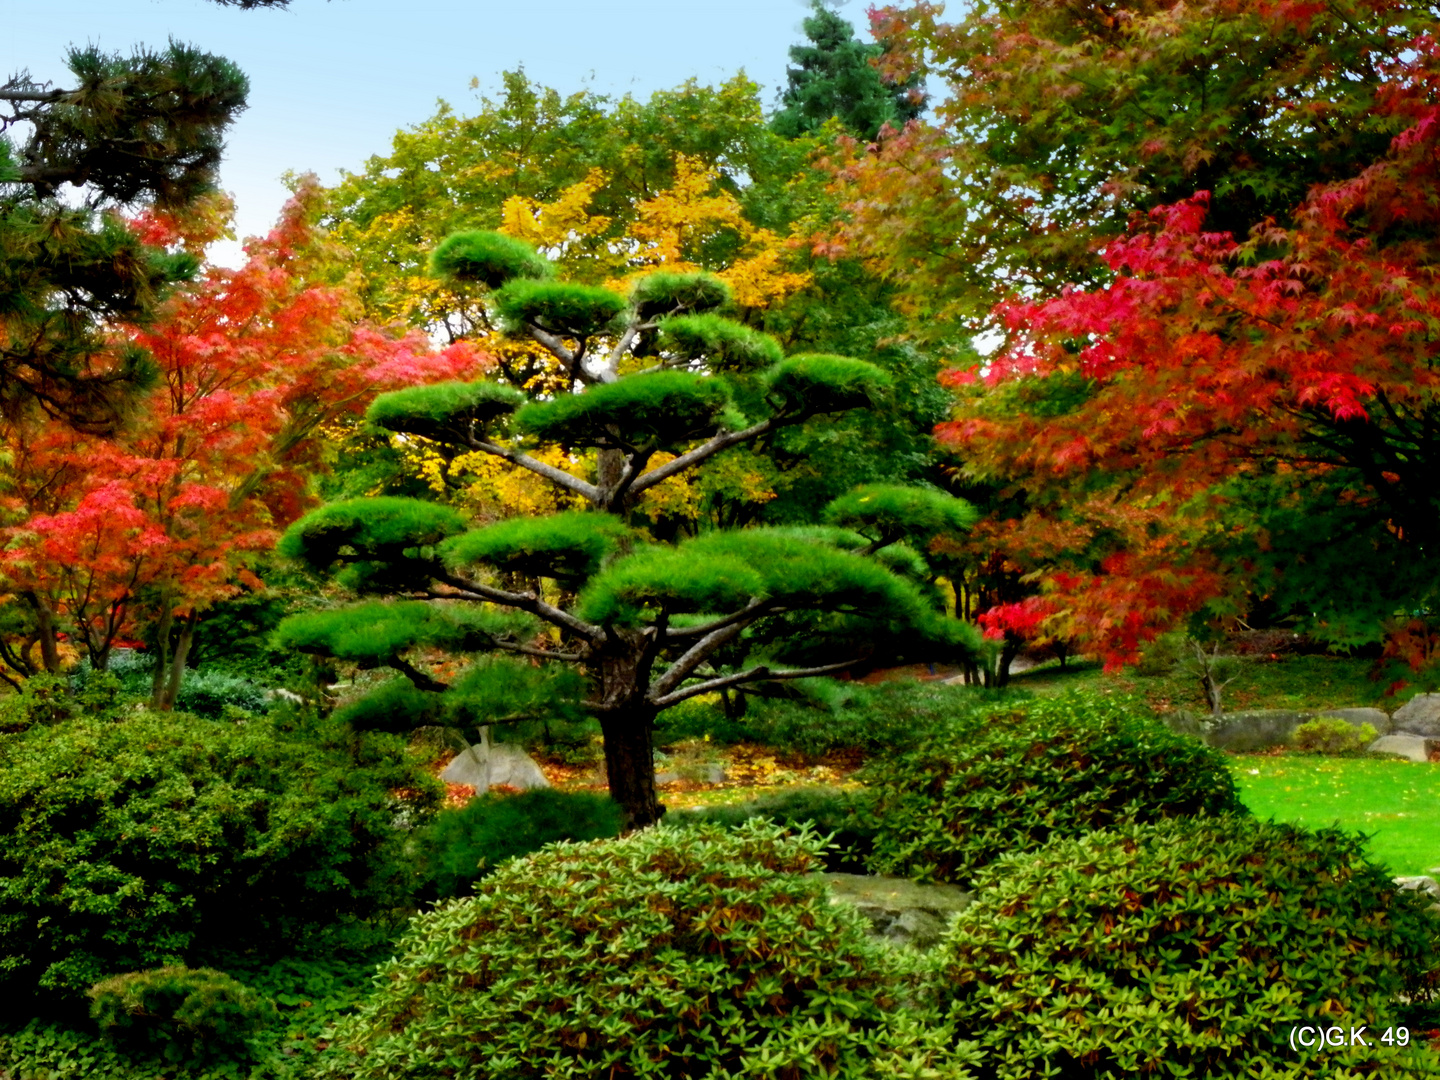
[1291,716,1380,755]
[173,668,271,718]
[275,600,531,664]
[492,278,627,338]
[365,379,525,439]
[0,670,126,731]
[318,822,979,1080]
[429,230,553,288]
[824,484,979,547]
[0,708,439,1001]
[667,786,875,872]
[277,497,466,573]
[771,2,923,141]
[414,788,625,899]
[657,312,784,370]
[629,270,730,320]
[766,353,891,415]
[514,369,732,450]
[931,818,1440,1079]
[862,691,1245,885]
[331,677,441,733]
[89,966,275,1063]
[439,510,632,583]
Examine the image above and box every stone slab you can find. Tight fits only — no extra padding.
[440,742,550,790]
[1394,694,1440,737]
[1366,734,1435,763]
[822,872,974,950]
[1163,707,1392,750]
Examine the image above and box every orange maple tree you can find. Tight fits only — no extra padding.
[0,180,485,700]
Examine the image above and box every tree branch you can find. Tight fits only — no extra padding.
[462,435,601,503]
[626,418,780,497]
[652,660,859,708]
[434,570,605,642]
[388,656,449,692]
[663,598,776,639]
[650,606,766,699]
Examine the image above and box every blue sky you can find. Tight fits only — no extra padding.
[2,0,855,256]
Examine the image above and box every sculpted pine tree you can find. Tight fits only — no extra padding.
[277,232,980,826]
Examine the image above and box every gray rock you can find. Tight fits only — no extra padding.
[1163,707,1393,750]
[1366,734,1435,763]
[440,742,550,790]
[1395,876,1440,916]
[1321,707,1392,736]
[1394,694,1440,737]
[656,762,726,786]
[822,873,974,950]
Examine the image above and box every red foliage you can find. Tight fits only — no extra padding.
[0,179,488,671]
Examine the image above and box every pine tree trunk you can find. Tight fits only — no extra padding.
[600,708,663,830]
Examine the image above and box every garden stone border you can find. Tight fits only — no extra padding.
[1162,708,1391,752]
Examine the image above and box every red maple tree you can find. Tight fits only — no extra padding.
[0,180,485,700]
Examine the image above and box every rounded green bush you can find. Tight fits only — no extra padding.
[414,787,625,899]
[1291,715,1379,754]
[430,230,553,288]
[931,817,1440,1079]
[89,966,275,1061]
[0,709,440,1000]
[320,822,980,1080]
[665,786,875,872]
[862,692,1244,885]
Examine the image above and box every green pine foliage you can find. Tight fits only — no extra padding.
[365,379,525,439]
[275,601,532,664]
[440,511,633,583]
[277,497,466,570]
[513,369,733,449]
[824,484,980,547]
[862,692,1244,886]
[492,279,628,338]
[766,353,892,414]
[629,270,731,320]
[770,2,924,140]
[317,822,981,1080]
[0,42,247,422]
[429,230,554,288]
[932,818,1440,1078]
[657,312,785,370]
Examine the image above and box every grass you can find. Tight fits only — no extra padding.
[1014,653,1399,714]
[1231,754,1440,877]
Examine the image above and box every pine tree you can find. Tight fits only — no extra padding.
[771,2,924,140]
[0,43,247,428]
[276,232,980,827]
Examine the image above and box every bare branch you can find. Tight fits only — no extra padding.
[462,435,601,504]
[626,418,779,497]
[650,607,764,699]
[388,656,449,693]
[663,598,776,639]
[652,660,858,708]
[435,570,605,642]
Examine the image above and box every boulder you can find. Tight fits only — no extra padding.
[1393,694,1440,737]
[1366,734,1435,764]
[441,742,550,790]
[822,873,974,950]
[1164,707,1393,750]
[1394,875,1440,916]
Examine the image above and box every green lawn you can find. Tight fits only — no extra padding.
[1231,755,1440,877]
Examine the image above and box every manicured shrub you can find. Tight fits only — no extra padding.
[88,966,275,1062]
[862,692,1244,885]
[413,787,625,899]
[319,822,981,1080]
[666,785,875,872]
[0,709,440,1001]
[173,668,271,717]
[930,817,1440,1079]
[1291,715,1380,754]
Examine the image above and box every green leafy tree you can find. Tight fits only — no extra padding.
[0,43,247,427]
[771,1,925,140]
[276,235,981,827]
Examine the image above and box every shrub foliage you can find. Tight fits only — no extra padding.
[88,966,275,1062]
[320,822,980,1080]
[932,817,1440,1079]
[0,709,439,999]
[862,692,1243,885]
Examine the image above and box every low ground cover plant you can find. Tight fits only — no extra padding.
[930,817,1440,1079]
[318,821,981,1080]
[861,691,1243,885]
[0,706,439,1003]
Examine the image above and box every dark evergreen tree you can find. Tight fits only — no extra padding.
[276,233,981,828]
[771,2,924,140]
[0,43,247,428]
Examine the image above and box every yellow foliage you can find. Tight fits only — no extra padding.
[500,169,612,252]
[455,446,592,521]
